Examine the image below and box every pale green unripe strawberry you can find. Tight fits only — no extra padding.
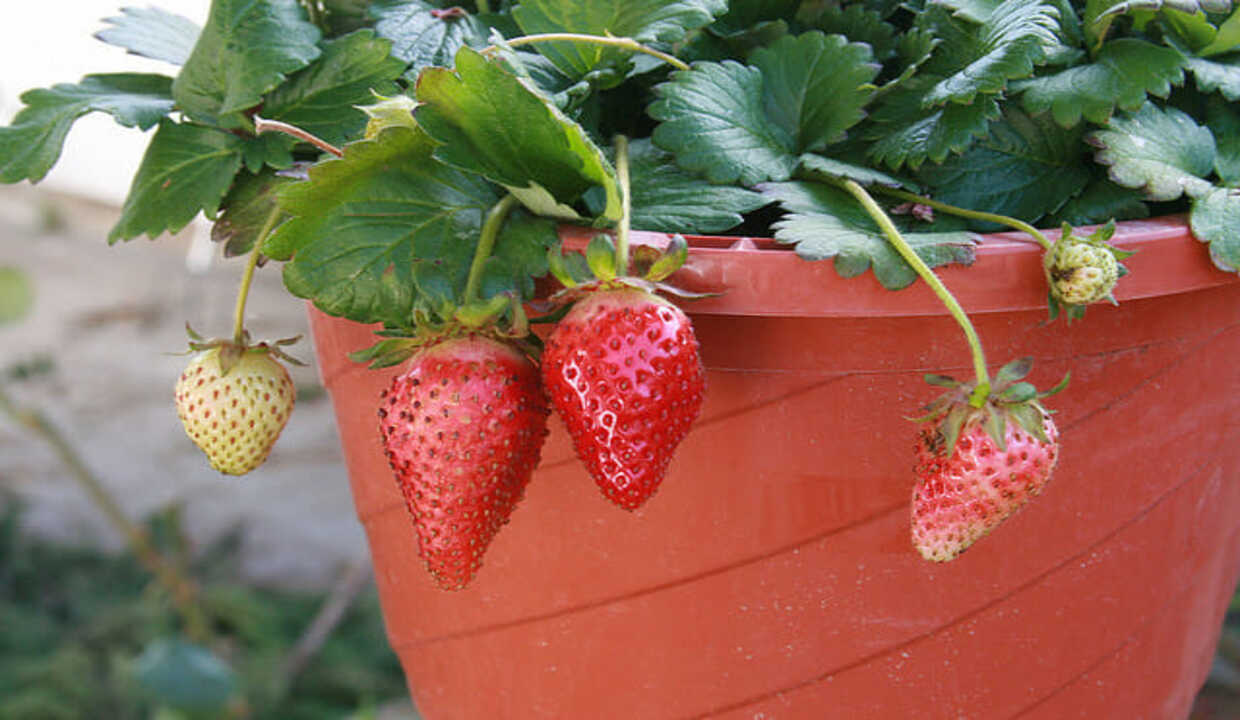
[1043,222,1133,316]
[175,346,295,475]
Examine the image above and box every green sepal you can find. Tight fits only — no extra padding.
[924,373,959,387]
[1040,371,1071,398]
[454,294,512,329]
[940,404,972,457]
[347,338,422,369]
[644,234,689,282]
[997,381,1038,404]
[982,406,1008,451]
[1007,401,1049,443]
[994,356,1033,386]
[585,234,618,281]
[547,244,580,288]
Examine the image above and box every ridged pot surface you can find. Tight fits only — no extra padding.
[309,218,1240,719]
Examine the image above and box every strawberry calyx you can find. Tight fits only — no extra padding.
[542,233,713,310]
[1044,221,1136,322]
[182,325,304,375]
[914,357,1069,457]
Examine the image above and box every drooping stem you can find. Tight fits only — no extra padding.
[871,186,1053,251]
[614,134,633,276]
[0,384,211,642]
[486,33,691,72]
[840,180,991,401]
[231,204,283,345]
[253,116,344,158]
[464,194,519,304]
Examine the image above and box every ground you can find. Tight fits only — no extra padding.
[0,183,368,590]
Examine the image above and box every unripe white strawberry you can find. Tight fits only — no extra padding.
[175,346,295,475]
[1043,222,1132,312]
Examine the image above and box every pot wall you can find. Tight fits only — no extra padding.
[309,219,1240,719]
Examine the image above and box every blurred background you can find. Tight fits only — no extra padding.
[0,2,1235,719]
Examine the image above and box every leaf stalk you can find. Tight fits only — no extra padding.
[464,194,519,304]
[614,134,632,276]
[488,33,691,71]
[873,186,1053,251]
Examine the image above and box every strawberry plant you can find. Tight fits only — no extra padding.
[4,0,1240,589]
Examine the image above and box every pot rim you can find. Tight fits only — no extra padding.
[557,214,1238,318]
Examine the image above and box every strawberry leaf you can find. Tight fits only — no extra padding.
[920,0,1061,107]
[588,138,769,233]
[1014,39,1184,127]
[0,74,175,183]
[758,180,978,290]
[512,0,726,79]
[263,30,406,148]
[650,61,798,185]
[266,126,501,327]
[212,168,294,257]
[1189,187,1240,272]
[1198,7,1240,56]
[749,32,881,153]
[1183,53,1240,101]
[811,4,900,61]
[415,47,620,221]
[173,0,322,125]
[1206,98,1240,185]
[915,109,1091,224]
[797,153,921,191]
[1047,176,1149,226]
[109,120,244,243]
[94,6,201,65]
[372,0,488,80]
[483,213,558,300]
[1087,103,1217,201]
[865,76,1002,170]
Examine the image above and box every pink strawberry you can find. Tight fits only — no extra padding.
[541,287,705,510]
[175,345,295,475]
[378,335,549,590]
[911,411,1059,562]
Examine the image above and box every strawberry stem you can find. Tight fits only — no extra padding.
[464,194,519,305]
[841,180,991,399]
[485,33,690,72]
[253,116,344,158]
[614,134,632,277]
[873,186,1053,251]
[231,204,283,345]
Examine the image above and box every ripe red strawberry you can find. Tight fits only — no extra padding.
[911,411,1059,562]
[542,287,705,510]
[378,335,549,590]
[175,346,295,475]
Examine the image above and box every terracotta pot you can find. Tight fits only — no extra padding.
[309,216,1240,719]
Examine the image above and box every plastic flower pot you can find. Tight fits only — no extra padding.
[309,216,1240,719]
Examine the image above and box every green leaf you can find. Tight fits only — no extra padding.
[173,0,322,124]
[1189,187,1240,272]
[1048,176,1150,226]
[797,153,921,191]
[267,126,500,327]
[415,47,620,220]
[748,32,881,153]
[94,6,201,65]
[372,0,487,80]
[811,4,900,60]
[1160,9,1220,53]
[650,60,798,185]
[1014,39,1184,127]
[134,638,237,713]
[240,133,297,172]
[1183,53,1240,101]
[484,212,558,300]
[604,139,769,233]
[921,0,1061,107]
[915,109,1091,224]
[758,180,978,290]
[865,76,1002,169]
[1199,7,1240,56]
[512,0,726,78]
[263,30,406,147]
[712,0,801,35]
[109,121,244,243]
[0,267,34,326]
[212,168,294,257]
[1206,97,1240,185]
[1087,102,1217,201]
[935,0,1005,24]
[0,74,175,183]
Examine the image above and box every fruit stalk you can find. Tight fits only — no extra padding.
[486,34,691,71]
[614,134,633,276]
[231,204,283,345]
[464,194,518,304]
[0,383,211,642]
[841,179,991,401]
[253,116,344,158]
[872,186,1053,251]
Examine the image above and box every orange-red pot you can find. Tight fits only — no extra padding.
[309,216,1240,719]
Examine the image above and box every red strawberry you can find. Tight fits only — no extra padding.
[175,346,295,475]
[911,394,1061,562]
[542,287,705,510]
[378,335,549,590]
